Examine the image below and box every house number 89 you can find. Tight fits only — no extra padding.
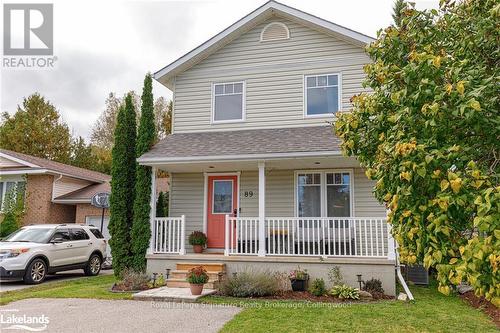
[244,191,254,198]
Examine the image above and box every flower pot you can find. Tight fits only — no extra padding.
[291,279,307,291]
[190,283,204,295]
[193,245,204,253]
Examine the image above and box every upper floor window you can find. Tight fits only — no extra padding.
[212,82,245,123]
[305,74,341,117]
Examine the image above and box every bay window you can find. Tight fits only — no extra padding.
[296,171,352,217]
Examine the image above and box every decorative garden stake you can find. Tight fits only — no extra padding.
[152,272,158,287]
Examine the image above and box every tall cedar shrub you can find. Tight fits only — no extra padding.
[131,74,156,271]
[109,93,137,277]
[335,1,499,304]
[156,192,166,217]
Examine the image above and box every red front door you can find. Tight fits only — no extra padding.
[207,175,238,248]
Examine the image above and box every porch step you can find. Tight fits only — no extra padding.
[166,278,218,289]
[175,262,226,272]
[170,270,222,280]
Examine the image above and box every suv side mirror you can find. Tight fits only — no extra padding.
[50,237,64,244]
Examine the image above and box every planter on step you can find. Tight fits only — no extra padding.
[189,283,204,295]
[193,244,204,253]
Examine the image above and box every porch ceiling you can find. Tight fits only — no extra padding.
[155,155,360,173]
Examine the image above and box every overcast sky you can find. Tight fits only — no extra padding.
[0,0,438,140]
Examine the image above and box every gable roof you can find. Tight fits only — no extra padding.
[138,126,341,164]
[0,149,110,183]
[52,182,111,203]
[154,0,374,89]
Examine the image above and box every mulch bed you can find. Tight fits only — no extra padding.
[217,291,394,303]
[459,291,500,328]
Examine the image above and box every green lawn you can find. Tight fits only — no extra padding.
[0,274,132,305]
[203,285,498,333]
[0,276,496,333]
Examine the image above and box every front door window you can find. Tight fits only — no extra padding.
[212,180,233,214]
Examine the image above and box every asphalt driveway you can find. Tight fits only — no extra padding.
[0,269,113,292]
[0,298,241,333]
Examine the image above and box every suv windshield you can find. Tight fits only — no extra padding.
[3,228,54,243]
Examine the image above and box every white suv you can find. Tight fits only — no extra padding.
[0,224,107,284]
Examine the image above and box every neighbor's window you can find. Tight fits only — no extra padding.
[305,74,340,116]
[0,181,26,211]
[296,171,352,217]
[213,82,244,122]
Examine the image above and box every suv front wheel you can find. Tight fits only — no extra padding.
[23,258,47,284]
[84,254,102,276]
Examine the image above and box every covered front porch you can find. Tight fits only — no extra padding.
[145,155,394,261]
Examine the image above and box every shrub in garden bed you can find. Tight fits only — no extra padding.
[363,278,384,294]
[309,278,326,296]
[218,270,279,297]
[112,269,150,291]
[330,284,360,300]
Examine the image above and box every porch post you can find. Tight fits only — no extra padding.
[258,161,266,256]
[387,222,396,260]
[148,166,157,254]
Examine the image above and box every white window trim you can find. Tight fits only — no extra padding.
[303,73,342,118]
[259,22,290,42]
[211,81,246,124]
[294,169,354,218]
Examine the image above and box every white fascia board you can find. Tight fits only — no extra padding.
[137,150,342,165]
[0,152,40,168]
[52,199,90,204]
[0,169,49,176]
[153,0,374,84]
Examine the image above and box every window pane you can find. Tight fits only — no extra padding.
[335,173,342,184]
[5,182,16,195]
[0,182,3,211]
[234,83,243,93]
[326,173,333,184]
[224,84,234,94]
[215,84,223,94]
[214,95,243,121]
[327,185,350,217]
[71,228,90,240]
[51,229,71,242]
[342,173,350,185]
[328,75,338,86]
[213,180,233,213]
[298,185,321,217]
[307,86,339,115]
[306,77,316,87]
[317,75,327,86]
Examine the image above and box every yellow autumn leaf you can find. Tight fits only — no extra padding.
[450,178,462,193]
[383,193,392,202]
[400,171,411,181]
[469,99,481,111]
[456,81,465,95]
[432,56,441,68]
[445,83,453,94]
[402,210,412,217]
[440,179,450,191]
[449,258,458,264]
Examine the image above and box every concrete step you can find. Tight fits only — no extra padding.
[176,262,225,272]
[166,278,218,289]
[170,270,223,280]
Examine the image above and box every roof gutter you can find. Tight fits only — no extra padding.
[137,150,343,166]
[0,168,107,184]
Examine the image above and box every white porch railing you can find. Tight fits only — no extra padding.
[153,216,185,254]
[225,216,390,258]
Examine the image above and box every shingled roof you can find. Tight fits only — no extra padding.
[138,126,341,163]
[0,149,110,183]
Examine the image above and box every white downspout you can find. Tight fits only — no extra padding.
[395,243,415,301]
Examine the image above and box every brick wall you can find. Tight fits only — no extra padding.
[22,175,76,225]
[75,203,109,224]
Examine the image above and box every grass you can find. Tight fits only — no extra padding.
[202,284,498,333]
[0,274,132,305]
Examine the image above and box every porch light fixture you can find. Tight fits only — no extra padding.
[165,268,171,280]
[152,272,158,287]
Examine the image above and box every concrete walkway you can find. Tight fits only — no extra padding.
[0,269,113,293]
[0,298,241,333]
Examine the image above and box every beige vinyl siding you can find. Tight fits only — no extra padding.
[169,173,204,252]
[0,156,25,168]
[353,168,386,217]
[173,17,370,133]
[52,176,91,198]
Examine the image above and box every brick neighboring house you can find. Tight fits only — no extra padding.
[0,149,110,227]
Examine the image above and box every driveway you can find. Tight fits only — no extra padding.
[0,298,241,333]
[0,269,113,292]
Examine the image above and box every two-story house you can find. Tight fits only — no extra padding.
[139,1,396,294]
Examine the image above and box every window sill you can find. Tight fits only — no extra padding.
[211,119,246,124]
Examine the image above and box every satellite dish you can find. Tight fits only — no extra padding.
[91,192,110,209]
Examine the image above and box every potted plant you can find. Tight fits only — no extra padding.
[188,231,207,253]
[186,266,209,295]
[289,266,309,291]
